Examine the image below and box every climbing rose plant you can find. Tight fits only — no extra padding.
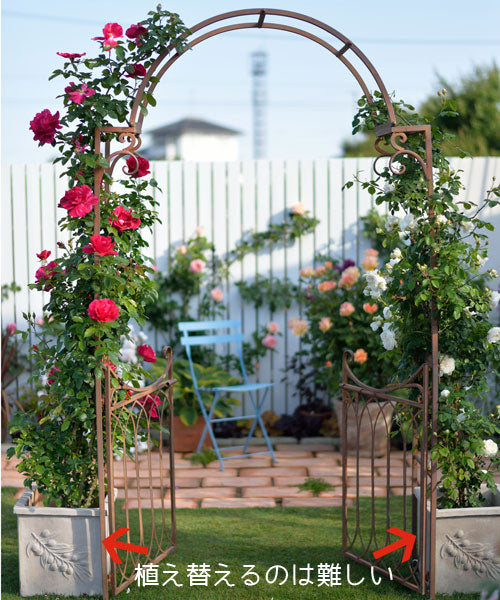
[9,7,191,508]
[348,92,500,508]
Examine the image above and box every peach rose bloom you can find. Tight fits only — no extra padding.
[262,334,277,349]
[178,244,187,255]
[292,319,308,337]
[325,360,332,367]
[315,265,326,277]
[288,316,300,329]
[267,321,279,334]
[339,266,360,288]
[317,280,336,292]
[361,255,378,271]
[196,226,204,237]
[210,287,224,302]
[365,248,379,257]
[363,303,378,314]
[189,258,205,273]
[353,348,368,364]
[300,266,314,278]
[292,202,306,215]
[319,317,332,332]
[324,261,333,270]
[339,302,355,317]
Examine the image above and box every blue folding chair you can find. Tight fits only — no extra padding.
[178,319,277,470]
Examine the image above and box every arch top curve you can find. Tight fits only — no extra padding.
[128,7,397,129]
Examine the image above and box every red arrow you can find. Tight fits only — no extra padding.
[102,527,148,564]
[373,527,416,563]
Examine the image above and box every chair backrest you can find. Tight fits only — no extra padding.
[178,319,249,388]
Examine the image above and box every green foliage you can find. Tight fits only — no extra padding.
[343,64,500,157]
[297,477,334,497]
[189,447,218,466]
[350,93,500,508]
[236,276,299,313]
[150,358,241,426]
[10,7,191,508]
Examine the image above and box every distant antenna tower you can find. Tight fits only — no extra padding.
[251,50,267,159]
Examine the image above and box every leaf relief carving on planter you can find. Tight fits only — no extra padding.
[26,529,91,580]
[440,530,500,579]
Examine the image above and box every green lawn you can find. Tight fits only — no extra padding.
[2,487,480,600]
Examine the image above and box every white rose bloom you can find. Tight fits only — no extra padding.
[386,215,400,228]
[399,231,412,246]
[384,182,396,194]
[137,331,148,343]
[370,317,382,331]
[482,439,498,458]
[477,256,488,268]
[400,213,419,231]
[496,404,500,418]
[440,389,450,398]
[456,409,466,423]
[487,327,500,344]
[391,247,402,259]
[380,323,397,350]
[461,220,474,233]
[489,291,500,310]
[435,214,447,225]
[439,355,456,376]
[383,306,392,319]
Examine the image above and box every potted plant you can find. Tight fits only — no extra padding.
[150,357,241,452]
[8,7,190,596]
[288,251,397,455]
[352,92,500,593]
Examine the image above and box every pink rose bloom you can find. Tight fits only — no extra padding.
[137,344,157,363]
[29,109,62,145]
[315,265,326,277]
[319,317,332,332]
[262,334,277,349]
[59,185,98,217]
[88,298,120,322]
[292,319,308,337]
[340,302,355,317]
[210,288,224,302]
[291,202,306,215]
[189,259,205,273]
[318,280,336,292]
[267,321,279,334]
[92,23,123,49]
[196,226,204,237]
[35,260,58,290]
[361,255,378,271]
[109,206,141,231]
[354,348,368,364]
[35,317,45,326]
[339,266,360,289]
[300,266,314,278]
[36,250,51,260]
[138,393,161,419]
[178,244,187,255]
[65,82,96,105]
[6,323,17,335]
[363,303,378,314]
[365,248,379,257]
[57,52,86,60]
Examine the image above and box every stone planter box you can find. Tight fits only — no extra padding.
[14,488,108,597]
[415,485,500,595]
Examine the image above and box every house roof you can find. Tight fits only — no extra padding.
[149,118,241,138]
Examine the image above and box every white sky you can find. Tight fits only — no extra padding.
[2,0,499,163]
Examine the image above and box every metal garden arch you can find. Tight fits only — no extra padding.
[93,8,438,598]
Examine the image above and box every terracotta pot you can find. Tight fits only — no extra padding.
[333,398,394,457]
[172,415,212,453]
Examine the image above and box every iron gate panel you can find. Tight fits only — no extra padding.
[98,348,176,598]
[340,352,432,595]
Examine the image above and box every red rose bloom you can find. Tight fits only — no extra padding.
[59,185,98,217]
[35,260,58,290]
[65,82,96,105]
[109,206,141,231]
[137,344,156,363]
[57,52,86,59]
[125,155,150,178]
[138,394,161,419]
[29,109,62,145]
[125,63,147,78]
[82,235,118,257]
[88,298,120,322]
[36,250,51,260]
[92,23,123,50]
[126,23,148,45]
[47,365,61,385]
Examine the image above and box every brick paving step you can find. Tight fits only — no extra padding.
[240,466,307,477]
[241,487,313,499]
[204,457,272,469]
[174,467,237,478]
[201,476,272,488]
[282,497,347,507]
[173,487,237,499]
[124,498,197,509]
[273,450,313,459]
[273,476,342,487]
[200,497,276,508]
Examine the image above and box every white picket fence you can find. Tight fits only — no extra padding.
[2,157,500,416]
